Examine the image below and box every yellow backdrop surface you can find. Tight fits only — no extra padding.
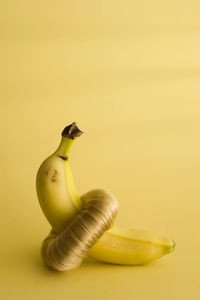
[1,1,200,299]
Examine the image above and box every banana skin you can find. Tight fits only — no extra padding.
[36,153,83,233]
[89,225,175,265]
[36,122,175,266]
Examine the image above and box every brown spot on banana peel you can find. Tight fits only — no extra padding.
[51,169,58,182]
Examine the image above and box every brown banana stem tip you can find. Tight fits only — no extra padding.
[62,122,83,139]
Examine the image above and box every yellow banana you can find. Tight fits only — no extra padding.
[36,122,175,270]
[89,225,175,265]
[36,123,83,233]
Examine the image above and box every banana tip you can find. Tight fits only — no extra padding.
[168,239,176,253]
[172,239,176,250]
[62,122,83,139]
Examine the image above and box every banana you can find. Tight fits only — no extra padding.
[36,122,175,270]
[89,225,175,265]
[36,122,84,233]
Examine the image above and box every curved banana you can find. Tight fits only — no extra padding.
[36,122,175,270]
[89,225,175,265]
[36,123,83,233]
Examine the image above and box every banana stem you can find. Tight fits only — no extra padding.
[54,122,83,157]
[54,136,74,158]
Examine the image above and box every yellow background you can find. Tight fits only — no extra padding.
[1,1,200,299]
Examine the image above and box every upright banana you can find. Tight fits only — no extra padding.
[36,122,175,270]
[36,123,83,233]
